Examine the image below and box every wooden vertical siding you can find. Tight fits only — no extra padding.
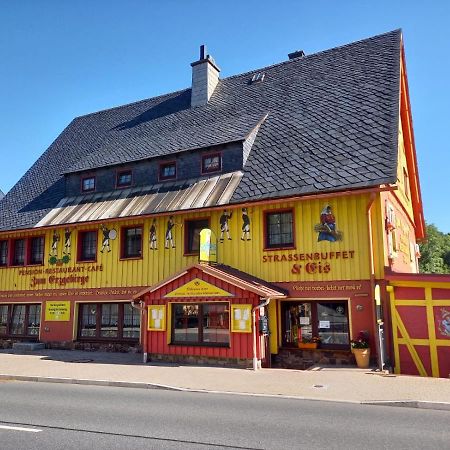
[371,195,386,279]
[396,114,414,220]
[379,191,419,274]
[373,111,422,277]
[0,193,374,293]
[144,267,261,359]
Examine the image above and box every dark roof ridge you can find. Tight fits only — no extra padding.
[222,29,402,82]
[71,29,402,123]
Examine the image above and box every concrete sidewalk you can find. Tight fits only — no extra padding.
[1,349,449,410]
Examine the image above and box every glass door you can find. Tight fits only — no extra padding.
[317,302,349,347]
[282,301,350,349]
[282,302,313,346]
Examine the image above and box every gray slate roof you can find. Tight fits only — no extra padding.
[65,112,267,173]
[0,30,401,232]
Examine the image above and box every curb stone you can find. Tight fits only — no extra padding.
[362,400,450,411]
[1,374,450,411]
[0,374,182,391]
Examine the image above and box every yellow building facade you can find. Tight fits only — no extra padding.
[0,30,425,369]
[1,193,383,292]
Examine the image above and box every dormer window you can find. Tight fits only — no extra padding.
[159,161,176,181]
[201,153,221,174]
[81,176,96,192]
[116,170,132,188]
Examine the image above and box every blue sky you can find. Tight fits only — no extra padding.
[1,1,449,232]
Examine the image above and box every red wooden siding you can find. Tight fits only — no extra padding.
[144,267,261,360]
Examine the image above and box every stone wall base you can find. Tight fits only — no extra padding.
[1,339,14,349]
[0,338,141,353]
[149,353,252,368]
[272,348,354,369]
[49,341,142,353]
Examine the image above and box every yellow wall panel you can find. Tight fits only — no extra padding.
[0,193,376,293]
[371,196,386,279]
[396,116,414,220]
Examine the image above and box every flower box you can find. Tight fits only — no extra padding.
[298,342,318,349]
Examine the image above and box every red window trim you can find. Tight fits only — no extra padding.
[159,160,177,181]
[0,239,9,268]
[77,229,98,263]
[2,236,46,268]
[120,225,143,260]
[81,175,96,193]
[26,235,45,266]
[0,303,10,335]
[116,169,133,189]
[183,217,210,256]
[0,303,42,340]
[9,237,27,267]
[263,208,296,251]
[201,152,222,175]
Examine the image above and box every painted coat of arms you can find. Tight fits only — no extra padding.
[437,308,450,338]
[314,205,343,242]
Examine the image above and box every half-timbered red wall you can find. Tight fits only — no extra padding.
[387,275,450,378]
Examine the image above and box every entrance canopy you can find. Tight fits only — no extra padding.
[133,263,287,301]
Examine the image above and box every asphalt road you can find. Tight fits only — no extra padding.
[0,381,449,449]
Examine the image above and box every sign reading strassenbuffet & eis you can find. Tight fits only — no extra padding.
[262,250,356,274]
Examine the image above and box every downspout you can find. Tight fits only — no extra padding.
[366,192,381,369]
[367,192,376,294]
[131,299,148,364]
[252,297,271,371]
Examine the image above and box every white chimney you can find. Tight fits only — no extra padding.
[191,45,220,107]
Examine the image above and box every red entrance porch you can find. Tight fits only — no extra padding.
[133,264,286,367]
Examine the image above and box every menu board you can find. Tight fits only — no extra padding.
[45,301,70,321]
[148,305,166,331]
[231,305,252,333]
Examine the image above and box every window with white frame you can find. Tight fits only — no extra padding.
[82,176,96,192]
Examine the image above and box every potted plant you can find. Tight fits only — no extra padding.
[298,336,321,349]
[351,331,370,368]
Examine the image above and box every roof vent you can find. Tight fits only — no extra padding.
[250,72,265,84]
[288,50,305,60]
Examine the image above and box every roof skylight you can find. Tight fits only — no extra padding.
[250,72,265,84]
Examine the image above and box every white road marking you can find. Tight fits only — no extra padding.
[0,425,42,433]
